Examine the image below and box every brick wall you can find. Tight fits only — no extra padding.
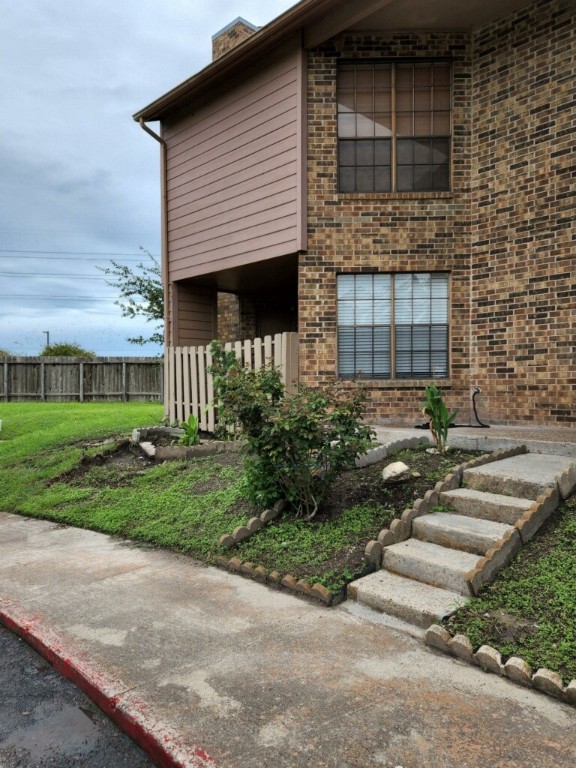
[302,1,575,427]
[212,20,258,61]
[470,0,576,425]
[217,293,241,342]
[303,31,473,424]
[216,293,258,343]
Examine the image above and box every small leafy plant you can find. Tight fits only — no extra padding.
[421,384,457,454]
[179,414,200,446]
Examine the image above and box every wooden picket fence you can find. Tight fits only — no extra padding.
[165,333,299,429]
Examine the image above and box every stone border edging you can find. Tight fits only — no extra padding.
[426,624,576,707]
[362,445,529,569]
[132,427,246,461]
[215,555,336,606]
[355,435,430,468]
[466,484,560,595]
[218,500,286,548]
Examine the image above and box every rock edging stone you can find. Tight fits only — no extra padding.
[133,426,245,461]
[219,500,286,548]
[215,555,334,606]
[363,445,528,568]
[425,624,575,706]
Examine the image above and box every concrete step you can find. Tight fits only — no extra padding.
[412,512,513,555]
[347,569,468,629]
[439,488,532,525]
[382,539,480,596]
[462,453,571,499]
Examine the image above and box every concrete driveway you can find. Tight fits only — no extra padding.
[0,512,574,768]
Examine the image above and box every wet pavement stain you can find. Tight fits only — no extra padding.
[0,627,154,767]
[1,703,100,759]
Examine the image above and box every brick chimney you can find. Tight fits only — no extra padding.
[212,17,259,61]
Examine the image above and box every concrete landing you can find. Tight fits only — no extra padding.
[371,424,576,458]
[463,453,575,499]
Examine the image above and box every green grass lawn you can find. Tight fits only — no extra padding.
[0,402,253,561]
[1,402,575,684]
[0,402,464,594]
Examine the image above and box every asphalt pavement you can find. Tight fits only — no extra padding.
[0,625,155,768]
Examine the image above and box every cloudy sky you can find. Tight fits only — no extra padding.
[1,0,294,356]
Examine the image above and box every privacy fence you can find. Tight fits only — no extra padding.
[165,332,299,430]
[0,357,163,403]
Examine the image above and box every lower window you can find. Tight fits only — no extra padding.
[337,272,449,379]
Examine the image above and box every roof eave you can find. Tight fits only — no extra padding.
[133,0,336,122]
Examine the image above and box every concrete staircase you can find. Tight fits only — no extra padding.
[348,452,576,628]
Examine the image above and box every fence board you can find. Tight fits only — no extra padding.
[206,347,215,432]
[0,357,163,403]
[198,347,208,431]
[164,332,298,431]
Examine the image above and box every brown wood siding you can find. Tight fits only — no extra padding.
[164,50,303,282]
[173,283,216,347]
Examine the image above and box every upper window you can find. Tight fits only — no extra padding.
[337,272,449,380]
[337,61,452,193]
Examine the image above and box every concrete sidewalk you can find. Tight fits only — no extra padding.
[1,512,575,768]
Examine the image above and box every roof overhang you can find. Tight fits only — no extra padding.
[133,0,536,122]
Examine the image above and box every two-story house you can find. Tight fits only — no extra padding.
[134,0,575,427]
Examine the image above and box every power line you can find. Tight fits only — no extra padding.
[0,295,118,301]
[0,254,146,262]
[0,249,145,256]
[0,273,110,279]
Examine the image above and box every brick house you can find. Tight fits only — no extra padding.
[134,0,575,427]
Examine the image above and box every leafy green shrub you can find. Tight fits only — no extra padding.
[209,341,373,519]
[40,342,95,359]
[179,414,200,446]
[421,383,457,454]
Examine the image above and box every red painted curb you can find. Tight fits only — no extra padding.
[0,600,217,768]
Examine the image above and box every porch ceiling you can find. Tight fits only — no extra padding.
[348,0,534,30]
[182,253,298,300]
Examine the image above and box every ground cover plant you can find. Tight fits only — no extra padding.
[445,493,576,684]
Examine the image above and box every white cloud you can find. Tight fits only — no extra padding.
[1,0,295,356]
